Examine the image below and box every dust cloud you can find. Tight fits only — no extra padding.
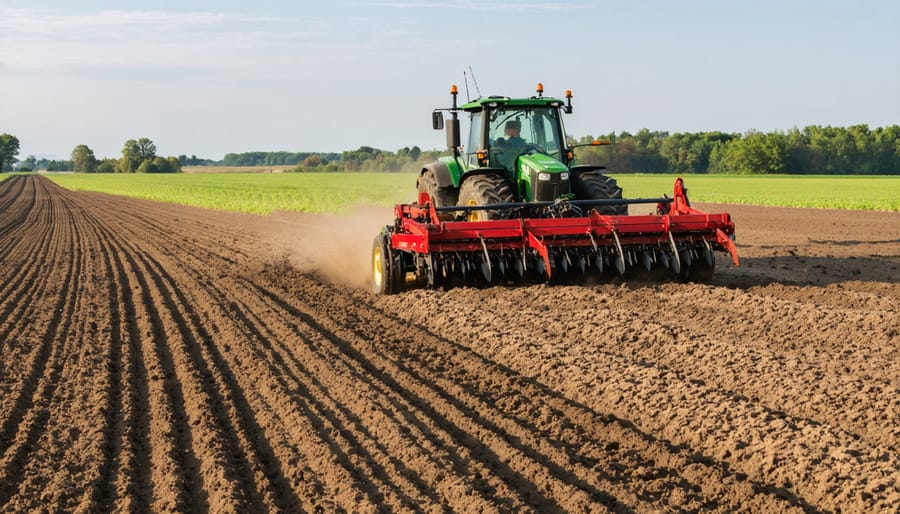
[260,205,394,290]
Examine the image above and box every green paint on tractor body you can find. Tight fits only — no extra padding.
[435,94,575,202]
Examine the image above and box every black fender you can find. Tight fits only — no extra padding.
[419,161,455,188]
[459,168,512,185]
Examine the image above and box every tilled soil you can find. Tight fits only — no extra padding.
[0,175,897,513]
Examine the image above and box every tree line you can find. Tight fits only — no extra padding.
[573,125,900,174]
[2,124,897,174]
[4,137,183,173]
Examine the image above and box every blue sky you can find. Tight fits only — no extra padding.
[1,0,898,160]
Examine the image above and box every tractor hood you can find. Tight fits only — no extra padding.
[519,153,568,173]
[518,153,570,201]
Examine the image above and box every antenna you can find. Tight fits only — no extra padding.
[463,70,471,102]
[468,65,482,98]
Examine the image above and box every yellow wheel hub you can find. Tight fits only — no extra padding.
[466,199,486,222]
[372,244,384,290]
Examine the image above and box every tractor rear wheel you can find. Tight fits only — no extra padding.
[572,172,627,215]
[457,173,516,221]
[418,168,458,208]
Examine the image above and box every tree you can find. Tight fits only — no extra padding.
[409,146,422,161]
[71,144,98,173]
[167,156,182,173]
[136,138,156,160]
[118,137,157,173]
[303,155,322,168]
[96,158,117,173]
[0,134,21,172]
[716,131,789,174]
[152,156,171,173]
[46,160,74,171]
[19,155,37,171]
[119,139,141,173]
[135,160,157,174]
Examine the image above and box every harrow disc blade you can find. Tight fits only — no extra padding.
[535,256,546,278]
[614,254,626,275]
[480,258,492,283]
[513,255,525,278]
[641,252,653,271]
[659,252,670,270]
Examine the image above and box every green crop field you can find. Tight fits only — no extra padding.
[44,172,899,214]
[47,173,415,214]
[611,174,900,211]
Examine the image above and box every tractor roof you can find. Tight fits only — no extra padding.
[459,96,565,112]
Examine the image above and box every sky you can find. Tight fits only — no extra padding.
[1,0,898,160]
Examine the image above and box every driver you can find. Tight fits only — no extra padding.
[496,120,526,152]
[494,119,527,170]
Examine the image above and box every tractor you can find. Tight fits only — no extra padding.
[372,84,738,294]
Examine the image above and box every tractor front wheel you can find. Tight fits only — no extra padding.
[457,173,515,221]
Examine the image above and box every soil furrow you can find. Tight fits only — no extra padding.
[0,179,58,362]
[10,186,105,509]
[263,270,819,513]
[463,284,898,448]
[116,246,210,512]
[0,177,84,507]
[129,249,280,511]
[376,285,898,512]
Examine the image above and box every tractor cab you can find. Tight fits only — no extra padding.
[373,83,738,294]
[461,97,569,175]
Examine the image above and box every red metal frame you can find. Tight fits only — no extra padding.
[390,178,739,275]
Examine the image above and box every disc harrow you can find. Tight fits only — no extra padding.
[372,178,738,294]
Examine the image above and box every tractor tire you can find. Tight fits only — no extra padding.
[417,168,458,208]
[371,230,403,295]
[572,172,627,215]
[457,173,516,221]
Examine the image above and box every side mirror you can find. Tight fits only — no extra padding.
[446,118,460,149]
[432,111,444,130]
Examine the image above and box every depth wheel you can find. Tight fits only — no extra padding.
[372,231,403,295]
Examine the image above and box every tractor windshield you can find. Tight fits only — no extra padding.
[489,106,565,171]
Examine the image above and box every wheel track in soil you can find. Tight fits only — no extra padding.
[0,175,896,512]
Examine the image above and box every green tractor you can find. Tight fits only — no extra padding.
[419,83,626,220]
[370,83,738,294]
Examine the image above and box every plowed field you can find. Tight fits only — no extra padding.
[0,175,897,513]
